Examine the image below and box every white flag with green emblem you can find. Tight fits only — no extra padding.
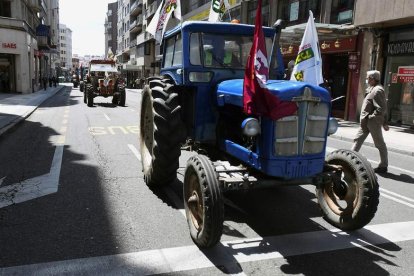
[208,0,230,22]
[290,10,323,86]
[147,0,181,43]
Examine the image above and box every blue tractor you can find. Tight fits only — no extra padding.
[139,21,379,248]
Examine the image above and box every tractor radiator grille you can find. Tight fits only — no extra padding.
[274,102,329,156]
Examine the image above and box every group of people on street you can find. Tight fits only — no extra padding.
[41,75,58,90]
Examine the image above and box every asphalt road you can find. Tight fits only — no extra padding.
[1,85,414,275]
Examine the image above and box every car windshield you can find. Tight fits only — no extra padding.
[190,32,273,69]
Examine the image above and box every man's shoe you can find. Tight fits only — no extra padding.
[374,167,387,173]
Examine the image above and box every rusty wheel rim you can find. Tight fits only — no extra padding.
[186,173,204,231]
[323,164,359,216]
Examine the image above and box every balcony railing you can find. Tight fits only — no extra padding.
[130,39,137,48]
[130,0,143,16]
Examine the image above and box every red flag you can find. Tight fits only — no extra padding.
[243,0,297,120]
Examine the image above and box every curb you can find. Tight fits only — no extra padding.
[0,86,66,138]
[330,134,414,157]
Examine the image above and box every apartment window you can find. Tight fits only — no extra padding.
[145,42,151,55]
[247,0,270,26]
[0,1,11,17]
[278,0,321,26]
[330,0,354,24]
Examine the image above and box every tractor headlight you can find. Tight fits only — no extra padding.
[241,118,261,137]
[327,118,339,135]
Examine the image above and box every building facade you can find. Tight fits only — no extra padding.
[58,24,72,78]
[354,0,414,128]
[45,0,60,78]
[105,2,118,58]
[1,0,42,93]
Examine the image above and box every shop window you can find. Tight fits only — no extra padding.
[330,0,354,24]
[0,1,11,17]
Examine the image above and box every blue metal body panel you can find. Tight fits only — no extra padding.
[158,21,332,179]
[160,21,285,142]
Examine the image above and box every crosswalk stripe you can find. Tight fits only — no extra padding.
[2,220,413,275]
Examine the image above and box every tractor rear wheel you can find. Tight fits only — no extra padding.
[316,149,379,230]
[184,155,224,248]
[139,78,185,186]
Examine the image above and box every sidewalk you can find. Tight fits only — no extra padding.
[331,120,414,157]
[1,87,414,156]
[0,85,65,137]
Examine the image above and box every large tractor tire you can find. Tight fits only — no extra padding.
[184,155,224,248]
[87,85,94,107]
[316,149,379,230]
[139,78,185,187]
[118,86,126,106]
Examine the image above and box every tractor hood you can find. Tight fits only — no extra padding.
[216,79,331,107]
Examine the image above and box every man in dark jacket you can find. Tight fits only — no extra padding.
[352,70,389,173]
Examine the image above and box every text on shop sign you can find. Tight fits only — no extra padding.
[386,40,414,56]
[2,43,17,49]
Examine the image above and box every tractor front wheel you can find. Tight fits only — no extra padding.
[316,149,379,230]
[184,155,224,248]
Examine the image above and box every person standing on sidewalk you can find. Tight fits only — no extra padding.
[352,70,389,173]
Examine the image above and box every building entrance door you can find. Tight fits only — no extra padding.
[324,54,349,118]
[0,54,15,93]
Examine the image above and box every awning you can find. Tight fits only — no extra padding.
[90,64,118,72]
[122,64,141,71]
[281,23,357,44]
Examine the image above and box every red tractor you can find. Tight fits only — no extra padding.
[84,60,126,107]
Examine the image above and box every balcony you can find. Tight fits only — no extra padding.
[28,0,42,12]
[129,15,143,33]
[145,1,158,20]
[130,38,137,48]
[136,33,146,45]
[130,0,143,16]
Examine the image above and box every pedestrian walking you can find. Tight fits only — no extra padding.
[52,76,57,87]
[42,76,47,90]
[352,70,389,173]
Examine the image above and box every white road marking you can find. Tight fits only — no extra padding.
[2,220,413,275]
[380,188,414,203]
[380,193,414,209]
[103,113,111,121]
[0,145,64,209]
[127,144,141,161]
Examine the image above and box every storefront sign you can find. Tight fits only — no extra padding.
[348,52,360,71]
[282,37,357,57]
[398,76,414,83]
[396,66,414,83]
[398,66,414,75]
[2,42,17,49]
[386,40,414,56]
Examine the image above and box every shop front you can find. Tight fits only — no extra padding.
[0,52,15,93]
[1,25,37,94]
[281,35,360,119]
[383,33,414,128]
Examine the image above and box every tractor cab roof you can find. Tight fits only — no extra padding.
[164,21,276,39]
